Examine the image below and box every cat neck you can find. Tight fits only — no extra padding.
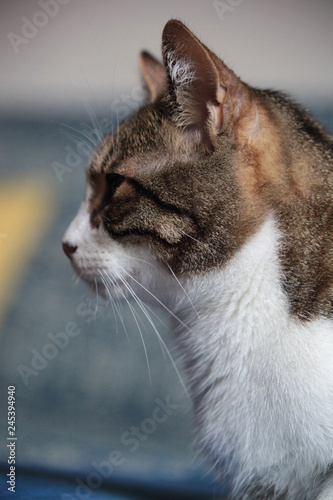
[167,215,333,495]
[171,214,286,342]
[165,214,333,398]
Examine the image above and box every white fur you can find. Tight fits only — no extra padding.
[165,52,205,127]
[166,53,196,88]
[171,216,333,499]
[64,211,333,499]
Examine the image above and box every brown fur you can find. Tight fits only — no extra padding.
[86,20,333,322]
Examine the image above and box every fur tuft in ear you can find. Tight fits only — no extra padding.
[162,19,253,138]
[140,51,167,102]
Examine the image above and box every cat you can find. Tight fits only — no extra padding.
[63,19,333,500]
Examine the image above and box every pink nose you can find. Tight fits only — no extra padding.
[62,241,78,259]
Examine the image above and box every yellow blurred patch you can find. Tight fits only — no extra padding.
[0,180,55,327]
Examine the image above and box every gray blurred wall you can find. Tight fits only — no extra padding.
[1,0,332,115]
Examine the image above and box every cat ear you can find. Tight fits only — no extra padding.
[162,20,250,135]
[140,51,167,102]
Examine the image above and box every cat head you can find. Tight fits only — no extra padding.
[63,19,281,298]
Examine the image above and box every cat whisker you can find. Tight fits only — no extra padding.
[180,231,214,251]
[114,267,189,397]
[54,121,99,148]
[103,272,131,344]
[57,73,104,147]
[109,277,172,365]
[112,286,132,343]
[179,230,215,253]
[166,262,200,319]
[62,130,98,151]
[80,76,105,144]
[68,129,99,150]
[73,271,83,288]
[110,56,119,152]
[137,297,171,333]
[125,255,158,267]
[113,267,164,333]
[82,121,107,150]
[105,285,120,336]
[132,299,176,366]
[93,277,100,319]
[71,271,78,283]
[101,270,132,344]
[115,107,120,148]
[98,270,126,339]
[111,268,152,384]
[117,263,195,336]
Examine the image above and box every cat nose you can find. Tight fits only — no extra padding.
[62,241,78,259]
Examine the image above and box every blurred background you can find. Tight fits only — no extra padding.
[0,1,332,498]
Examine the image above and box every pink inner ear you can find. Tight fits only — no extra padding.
[210,85,227,132]
[162,20,227,131]
[140,51,167,102]
[209,103,223,133]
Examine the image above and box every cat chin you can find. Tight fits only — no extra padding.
[70,260,142,303]
[85,278,110,301]
[71,267,113,301]
[71,263,97,290]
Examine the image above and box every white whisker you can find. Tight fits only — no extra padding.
[111,269,152,385]
[179,230,215,253]
[125,255,158,267]
[98,273,119,334]
[73,271,83,287]
[166,262,200,318]
[100,271,120,325]
[113,266,189,397]
[98,270,128,341]
[117,264,195,336]
[110,55,119,148]
[101,270,132,344]
[82,121,103,144]
[93,277,99,319]
[54,121,99,148]
[80,76,104,144]
[133,290,189,397]
[115,107,120,148]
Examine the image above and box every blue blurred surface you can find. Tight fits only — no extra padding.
[0,466,228,499]
[0,105,331,499]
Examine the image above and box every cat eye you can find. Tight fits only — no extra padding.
[105,173,125,197]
